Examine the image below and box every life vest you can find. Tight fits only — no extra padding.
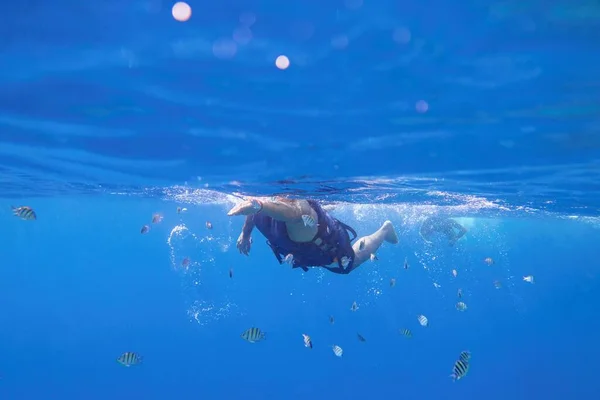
[251,200,357,273]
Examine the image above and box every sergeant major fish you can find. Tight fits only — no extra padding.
[301,214,317,227]
[302,333,313,349]
[450,358,469,382]
[241,327,266,343]
[332,345,343,357]
[12,206,36,220]
[117,351,143,367]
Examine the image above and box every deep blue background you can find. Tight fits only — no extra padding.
[1,200,600,399]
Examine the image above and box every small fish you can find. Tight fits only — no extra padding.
[181,257,190,268]
[301,214,317,227]
[229,268,233,278]
[417,314,429,327]
[329,315,335,324]
[494,280,502,289]
[116,352,142,367]
[176,207,188,214]
[370,253,378,262]
[357,333,366,342]
[390,278,396,287]
[152,213,163,224]
[484,257,494,265]
[450,359,469,382]
[350,301,359,312]
[456,302,467,311]
[459,351,471,363]
[140,225,150,234]
[283,253,294,265]
[332,345,343,357]
[241,327,266,343]
[433,282,441,288]
[302,333,313,349]
[340,256,351,268]
[400,328,412,338]
[523,275,534,283]
[12,206,36,220]
[457,288,463,298]
[206,221,213,229]
[404,257,409,270]
[358,240,365,251]
[452,269,458,277]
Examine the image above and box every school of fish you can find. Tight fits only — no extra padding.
[10,204,537,381]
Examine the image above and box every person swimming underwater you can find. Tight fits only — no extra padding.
[227,197,399,274]
[419,215,467,246]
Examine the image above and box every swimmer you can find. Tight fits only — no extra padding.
[227,197,399,274]
[420,216,467,246]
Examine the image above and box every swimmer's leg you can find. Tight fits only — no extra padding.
[351,220,399,268]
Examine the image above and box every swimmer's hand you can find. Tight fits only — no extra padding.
[237,232,252,255]
[227,199,263,216]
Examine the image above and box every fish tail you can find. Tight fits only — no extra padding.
[449,373,457,382]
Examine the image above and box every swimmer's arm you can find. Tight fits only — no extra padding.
[241,215,255,237]
[256,197,304,222]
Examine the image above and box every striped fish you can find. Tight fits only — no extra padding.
[450,359,469,381]
[456,302,467,311]
[241,327,265,343]
[302,333,312,349]
[399,328,412,338]
[301,214,316,227]
[459,351,471,362]
[332,345,343,357]
[457,288,463,298]
[417,314,429,327]
[12,206,36,220]
[357,333,366,342]
[116,351,143,367]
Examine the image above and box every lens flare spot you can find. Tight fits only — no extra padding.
[275,55,290,70]
[172,2,191,22]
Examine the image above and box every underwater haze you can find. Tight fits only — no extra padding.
[1,0,600,399]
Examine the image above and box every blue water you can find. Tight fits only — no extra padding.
[1,0,600,399]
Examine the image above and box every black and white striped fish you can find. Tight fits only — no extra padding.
[450,359,469,381]
[332,345,343,357]
[417,314,429,327]
[301,214,317,227]
[117,351,143,367]
[302,333,313,349]
[12,206,36,220]
[399,328,412,338]
[459,351,471,363]
[241,327,266,343]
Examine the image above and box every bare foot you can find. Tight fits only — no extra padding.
[382,220,399,244]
